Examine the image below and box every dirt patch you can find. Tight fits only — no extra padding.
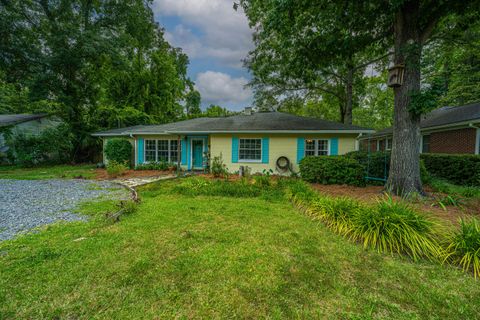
[94,169,174,180]
[311,183,479,227]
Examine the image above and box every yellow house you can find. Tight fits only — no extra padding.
[93,111,373,174]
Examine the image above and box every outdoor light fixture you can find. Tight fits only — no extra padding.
[387,64,405,87]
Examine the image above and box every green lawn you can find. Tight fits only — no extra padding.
[0,164,97,180]
[1,179,479,319]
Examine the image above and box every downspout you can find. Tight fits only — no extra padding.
[469,123,480,155]
[355,133,363,151]
[129,134,135,167]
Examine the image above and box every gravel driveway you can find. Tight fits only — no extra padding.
[0,179,130,241]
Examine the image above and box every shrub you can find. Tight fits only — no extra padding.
[104,138,132,166]
[351,196,443,260]
[106,160,129,178]
[421,153,480,186]
[135,161,175,171]
[210,153,228,178]
[346,151,390,181]
[299,156,366,186]
[446,218,480,278]
[346,151,431,185]
[6,124,74,167]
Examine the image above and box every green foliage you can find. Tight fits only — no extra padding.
[429,178,480,199]
[119,200,138,215]
[1,1,193,162]
[106,160,128,178]
[203,104,236,117]
[0,164,96,180]
[210,154,228,178]
[135,161,175,171]
[287,182,444,261]
[6,124,74,167]
[446,218,480,278]
[185,90,202,117]
[299,156,366,186]
[345,151,431,185]
[351,196,443,260]
[421,154,480,186]
[345,151,390,181]
[104,139,132,166]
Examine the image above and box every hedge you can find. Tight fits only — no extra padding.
[104,138,132,166]
[299,156,366,186]
[345,151,390,181]
[420,154,480,186]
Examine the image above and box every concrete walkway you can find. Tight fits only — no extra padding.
[113,174,177,188]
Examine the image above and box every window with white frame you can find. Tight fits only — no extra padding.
[239,138,262,161]
[145,140,157,162]
[421,135,430,153]
[144,139,181,163]
[386,138,392,150]
[305,139,329,156]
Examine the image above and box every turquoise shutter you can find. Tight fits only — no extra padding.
[232,137,239,163]
[297,137,305,163]
[137,138,144,165]
[181,138,187,165]
[330,138,338,155]
[262,137,269,163]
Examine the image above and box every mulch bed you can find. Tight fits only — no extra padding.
[311,183,480,226]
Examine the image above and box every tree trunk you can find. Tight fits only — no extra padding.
[344,68,354,125]
[386,1,424,196]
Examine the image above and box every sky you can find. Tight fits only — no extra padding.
[152,0,254,111]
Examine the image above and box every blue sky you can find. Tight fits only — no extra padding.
[152,0,254,111]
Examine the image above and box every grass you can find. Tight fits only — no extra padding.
[1,178,480,319]
[0,164,97,180]
[429,178,480,199]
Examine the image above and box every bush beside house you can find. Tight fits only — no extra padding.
[104,138,133,166]
[299,156,366,186]
[421,154,480,186]
[5,124,74,167]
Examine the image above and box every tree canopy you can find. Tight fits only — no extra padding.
[0,0,194,161]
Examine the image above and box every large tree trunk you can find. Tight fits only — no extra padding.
[386,1,424,196]
[344,68,354,125]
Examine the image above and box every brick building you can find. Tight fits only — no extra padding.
[359,102,480,155]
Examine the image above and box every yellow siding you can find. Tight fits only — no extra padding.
[209,133,358,174]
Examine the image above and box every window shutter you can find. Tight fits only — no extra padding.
[297,137,305,163]
[232,137,239,163]
[330,138,338,155]
[137,138,144,165]
[181,138,187,165]
[262,137,269,163]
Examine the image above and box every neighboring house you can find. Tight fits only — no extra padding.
[359,102,480,155]
[0,114,60,161]
[92,110,373,173]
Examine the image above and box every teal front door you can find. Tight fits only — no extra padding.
[192,140,203,169]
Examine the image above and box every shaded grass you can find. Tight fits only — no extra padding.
[0,164,96,180]
[429,178,480,199]
[0,178,479,318]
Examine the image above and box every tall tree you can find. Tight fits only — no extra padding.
[185,89,202,117]
[0,0,193,161]
[240,0,479,196]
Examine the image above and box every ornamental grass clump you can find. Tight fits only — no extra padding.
[351,196,443,261]
[446,218,480,278]
[309,196,361,236]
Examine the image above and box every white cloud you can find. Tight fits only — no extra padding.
[195,71,252,106]
[153,0,253,68]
